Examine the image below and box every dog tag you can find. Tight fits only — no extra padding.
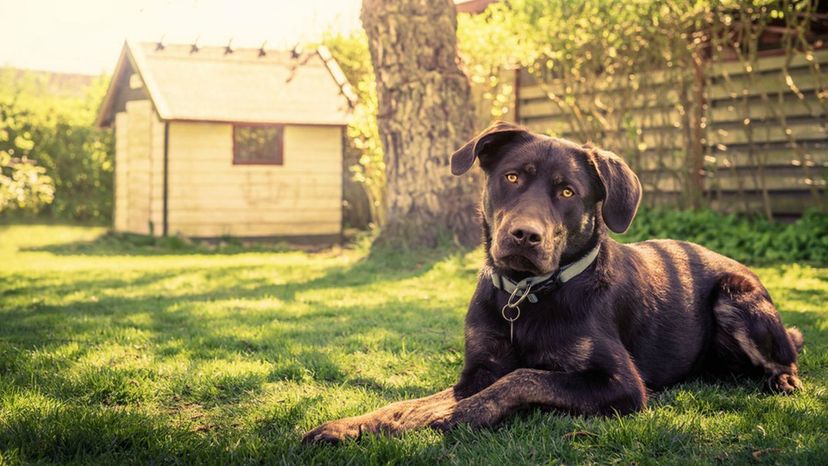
[501,304,521,343]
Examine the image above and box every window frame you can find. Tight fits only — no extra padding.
[232,123,285,165]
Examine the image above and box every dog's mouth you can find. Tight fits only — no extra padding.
[494,252,551,275]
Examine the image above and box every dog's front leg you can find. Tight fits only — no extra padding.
[302,387,462,444]
[433,364,648,430]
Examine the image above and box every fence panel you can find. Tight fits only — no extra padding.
[516,48,828,216]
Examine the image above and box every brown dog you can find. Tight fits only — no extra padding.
[303,122,803,444]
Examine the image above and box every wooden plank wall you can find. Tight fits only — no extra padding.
[517,49,828,216]
[166,123,342,238]
[124,100,153,234]
[114,100,164,236]
[113,111,129,232]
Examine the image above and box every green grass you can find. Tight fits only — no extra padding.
[0,224,826,465]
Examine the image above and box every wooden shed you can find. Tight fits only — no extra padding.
[96,41,355,241]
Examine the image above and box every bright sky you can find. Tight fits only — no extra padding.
[0,0,362,75]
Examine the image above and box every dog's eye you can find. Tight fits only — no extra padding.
[505,173,519,184]
[561,187,575,198]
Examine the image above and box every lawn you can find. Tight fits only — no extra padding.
[0,224,826,465]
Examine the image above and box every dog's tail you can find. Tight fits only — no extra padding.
[787,327,805,353]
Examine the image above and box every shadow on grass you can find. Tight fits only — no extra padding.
[0,239,473,409]
[10,227,473,300]
[21,230,303,256]
[2,257,824,396]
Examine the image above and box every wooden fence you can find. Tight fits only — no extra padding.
[516,49,828,217]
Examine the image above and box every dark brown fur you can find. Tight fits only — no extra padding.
[303,122,803,444]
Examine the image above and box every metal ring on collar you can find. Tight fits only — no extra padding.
[501,304,520,322]
[507,283,533,308]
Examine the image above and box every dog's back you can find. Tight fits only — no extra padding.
[607,239,764,388]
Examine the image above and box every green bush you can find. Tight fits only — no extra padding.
[0,69,112,223]
[620,209,828,264]
[0,151,54,213]
[37,121,113,222]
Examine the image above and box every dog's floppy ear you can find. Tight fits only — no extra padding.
[451,121,529,175]
[586,145,642,233]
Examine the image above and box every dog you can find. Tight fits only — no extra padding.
[303,122,804,444]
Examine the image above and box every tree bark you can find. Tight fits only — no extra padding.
[361,0,479,247]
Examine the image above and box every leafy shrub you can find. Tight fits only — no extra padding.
[0,69,112,223]
[37,121,113,222]
[0,97,56,213]
[0,151,54,213]
[620,209,828,264]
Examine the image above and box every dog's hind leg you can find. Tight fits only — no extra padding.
[709,273,803,394]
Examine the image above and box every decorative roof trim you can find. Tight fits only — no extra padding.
[316,46,358,107]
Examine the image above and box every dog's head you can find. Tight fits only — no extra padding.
[452,122,641,276]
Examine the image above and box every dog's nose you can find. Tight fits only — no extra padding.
[510,224,543,246]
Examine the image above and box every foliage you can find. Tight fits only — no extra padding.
[621,208,828,263]
[457,0,826,216]
[0,93,56,213]
[0,151,54,213]
[0,69,112,223]
[456,5,522,125]
[1,224,827,464]
[458,0,708,140]
[323,32,386,227]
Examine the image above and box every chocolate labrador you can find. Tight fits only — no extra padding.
[303,122,803,444]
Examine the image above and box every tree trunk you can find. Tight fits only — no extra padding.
[361,0,479,247]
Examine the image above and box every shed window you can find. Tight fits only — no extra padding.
[233,125,284,165]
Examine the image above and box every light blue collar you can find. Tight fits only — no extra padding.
[491,245,600,303]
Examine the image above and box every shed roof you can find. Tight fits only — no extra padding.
[96,41,355,128]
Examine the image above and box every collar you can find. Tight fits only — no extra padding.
[490,244,600,303]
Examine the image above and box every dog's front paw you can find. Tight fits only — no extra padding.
[302,418,364,445]
[767,372,803,395]
[429,398,500,432]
